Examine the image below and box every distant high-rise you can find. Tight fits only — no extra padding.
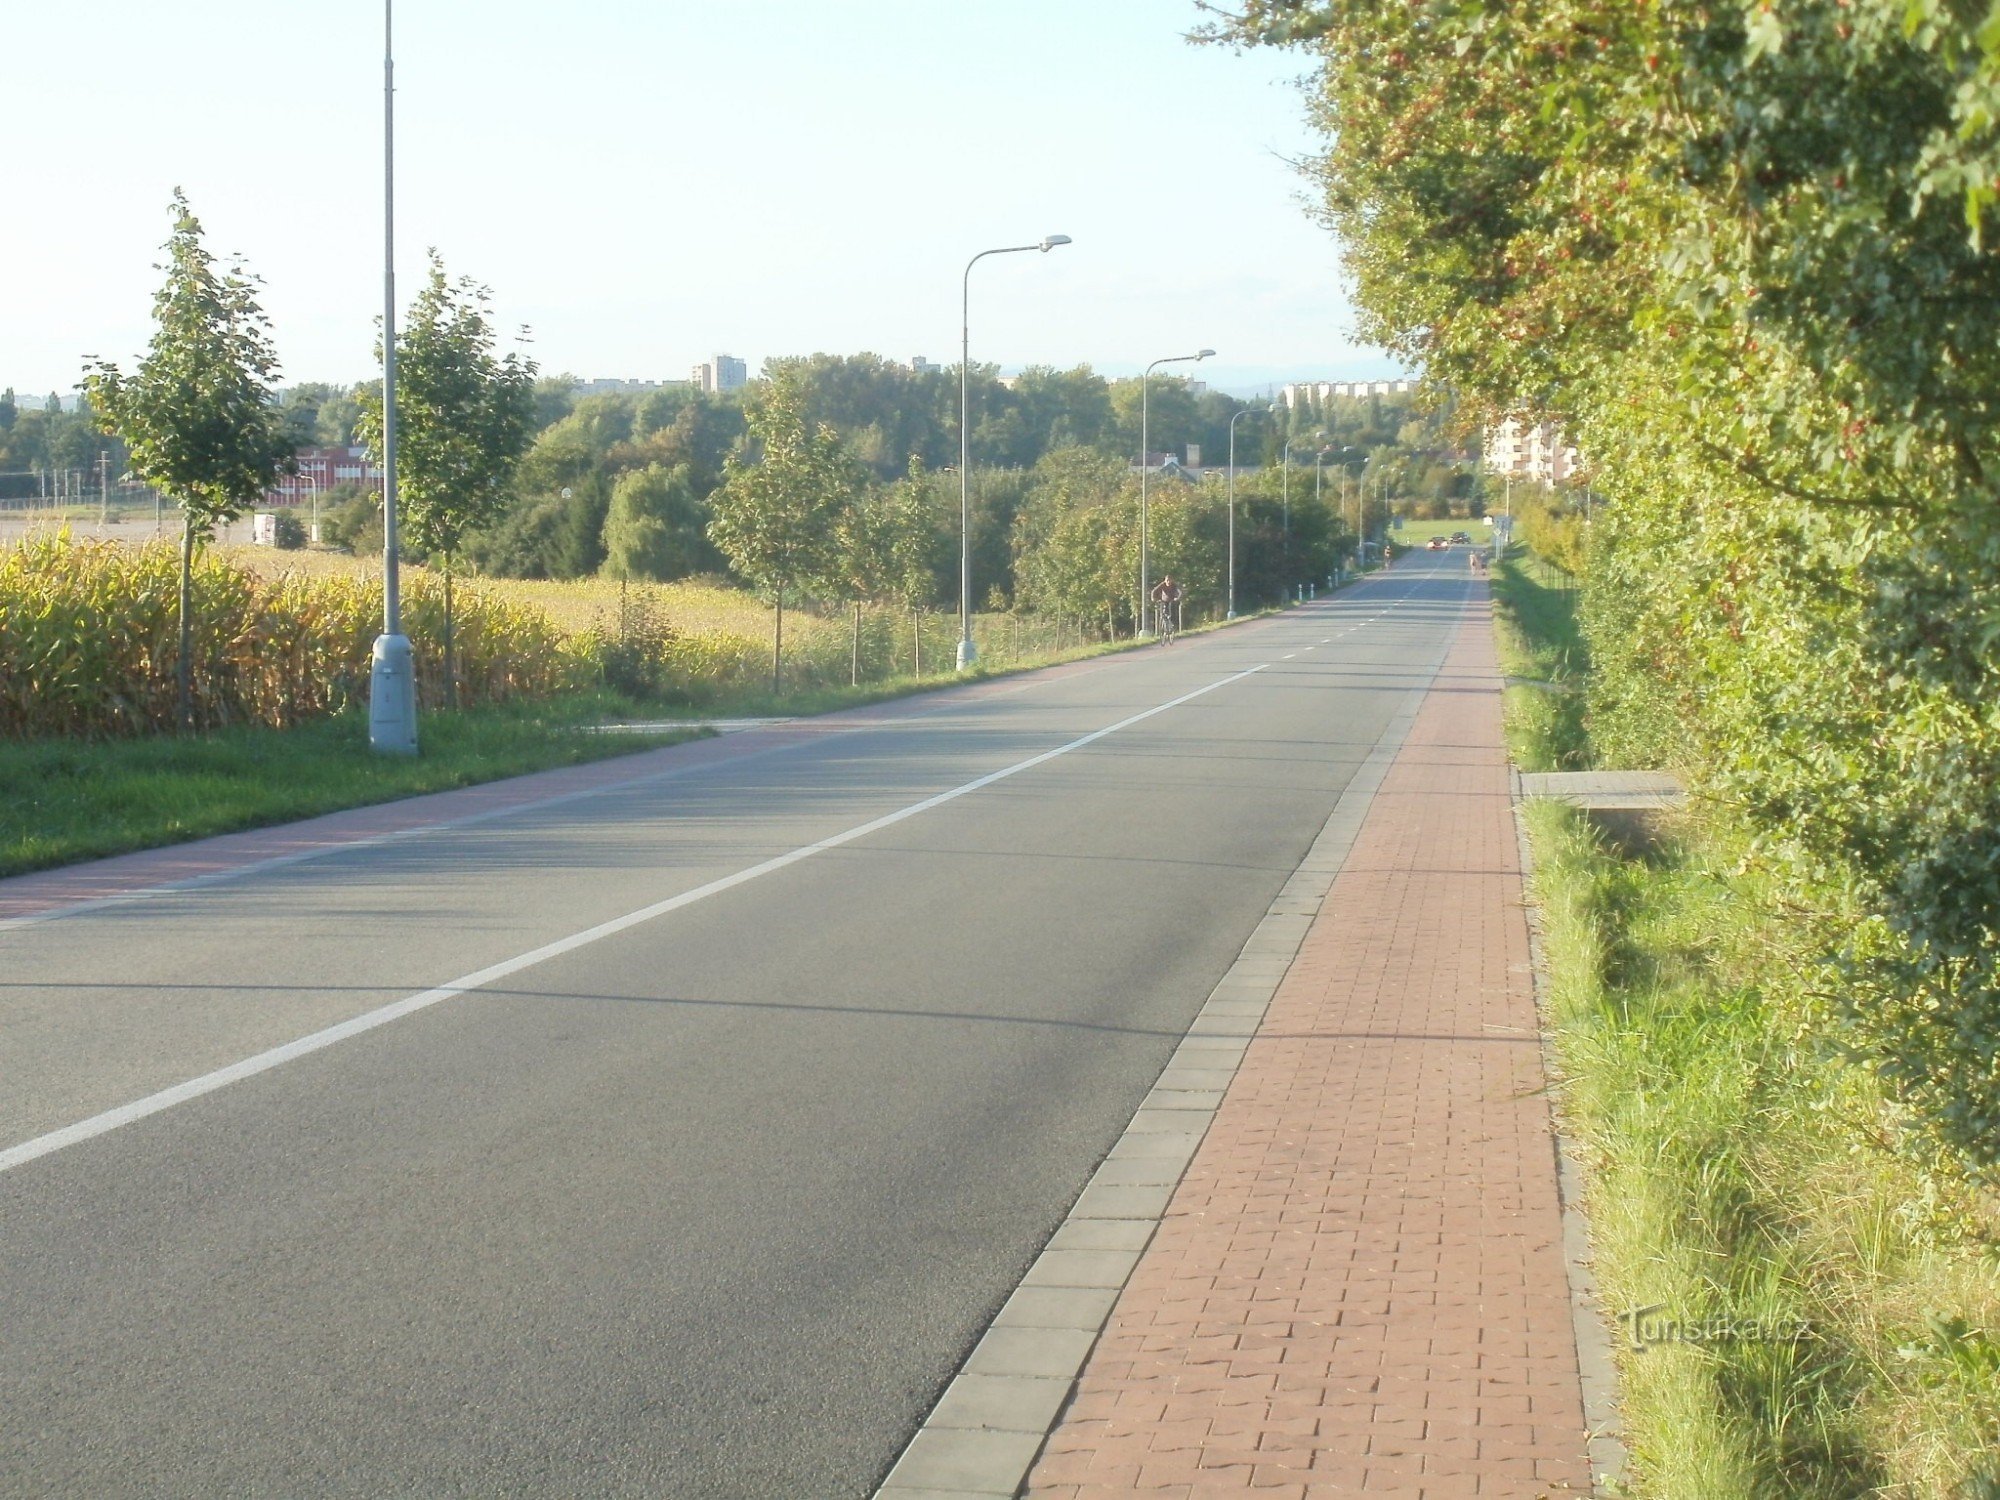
[1484,418,1580,485]
[693,355,747,394]
[1278,377,1419,407]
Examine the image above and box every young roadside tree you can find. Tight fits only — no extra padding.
[357,251,536,707]
[707,376,858,693]
[87,190,294,732]
[830,476,893,686]
[881,462,950,674]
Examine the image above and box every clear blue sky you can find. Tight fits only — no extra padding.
[4,1,1398,399]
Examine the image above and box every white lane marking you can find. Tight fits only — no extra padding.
[0,662,1271,1177]
[1282,653,1297,659]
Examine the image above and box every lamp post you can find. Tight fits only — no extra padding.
[368,0,416,754]
[959,234,1070,669]
[302,462,321,544]
[1280,428,1323,596]
[1226,406,1260,619]
[1138,349,1213,634]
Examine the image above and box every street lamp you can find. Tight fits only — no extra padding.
[368,0,416,754]
[1280,428,1325,594]
[1140,348,1214,633]
[1226,406,1262,619]
[959,234,1071,669]
[301,461,321,544]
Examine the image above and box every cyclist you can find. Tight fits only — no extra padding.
[1149,575,1183,643]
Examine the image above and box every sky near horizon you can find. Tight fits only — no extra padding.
[3,1,1398,400]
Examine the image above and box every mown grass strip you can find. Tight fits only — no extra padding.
[0,692,695,879]
[2,605,1293,881]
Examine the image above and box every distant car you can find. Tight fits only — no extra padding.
[1450,530,1471,544]
[1427,536,1448,550]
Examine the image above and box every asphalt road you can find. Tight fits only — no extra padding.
[0,551,1473,1498]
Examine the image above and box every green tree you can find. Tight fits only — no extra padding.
[87,190,293,732]
[357,251,536,706]
[708,375,860,692]
[602,461,714,582]
[1202,0,2000,1177]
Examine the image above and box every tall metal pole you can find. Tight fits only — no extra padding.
[959,257,976,669]
[958,236,1069,670]
[1140,371,1150,630]
[1226,408,1257,619]
[368,0,416,753]
[1139,349,1212,634]
[1281,441,1292,549]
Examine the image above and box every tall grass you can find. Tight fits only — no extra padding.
[1528,803,2000,1496]
[1490,546,1591,771]
[1495,533,2000,1493]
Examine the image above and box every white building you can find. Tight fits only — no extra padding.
[910,356,942,375]
[1279,377,1419,407]
[692,355,748,394]
[1484,418,1580,486]
[575,377,685,398]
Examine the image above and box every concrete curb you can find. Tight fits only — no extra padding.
[1512,794,1630,1494]
[871,682,1433,1500]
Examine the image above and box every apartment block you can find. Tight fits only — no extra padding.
[1483,417,1580,485]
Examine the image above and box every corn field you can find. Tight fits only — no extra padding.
[2,533,1117,740]
[1,533,584,738]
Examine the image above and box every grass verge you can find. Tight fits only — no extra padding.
[1496,542,2000,1494]
[3,606,1293,881]
[1527,802,2000,1496]
[0,692,697,879]
[1490,546,1590,771]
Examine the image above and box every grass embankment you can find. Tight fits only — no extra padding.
[1489,548,1589,771]
[0,694,696,879]
[1495,552,2000,1497]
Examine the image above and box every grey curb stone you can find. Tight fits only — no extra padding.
[1046,1219,1153,1252]
[1070,1181,1176,1220]
[1020,1248,1140,1289]
[963,1327,1099,1379]
[990,1286,1119,1329]
[878,1429,1046,1494]
[927,1374,1075,1434]
[871,609,1447,1500]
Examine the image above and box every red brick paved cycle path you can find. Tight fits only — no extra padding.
[1024,609,1595,1498]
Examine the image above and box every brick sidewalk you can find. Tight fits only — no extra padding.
[1024,608,1594,1498]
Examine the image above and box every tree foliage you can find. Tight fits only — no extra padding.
[357,252,536,564]
[86,190,293,730]
[1205,0,2000,1174]
[708,374,863,689]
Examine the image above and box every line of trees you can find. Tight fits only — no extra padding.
[429,359,1474,615]
[81,193,539,728]
[1204,0,2000,1181]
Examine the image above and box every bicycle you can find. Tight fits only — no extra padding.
[1153,599,1179,645]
